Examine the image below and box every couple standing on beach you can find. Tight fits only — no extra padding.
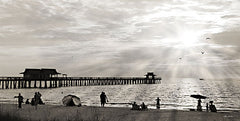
[32,92,42,109]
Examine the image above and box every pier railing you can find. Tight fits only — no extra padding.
[0,76,161,89]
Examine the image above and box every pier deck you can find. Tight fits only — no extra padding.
[0,76,161,89]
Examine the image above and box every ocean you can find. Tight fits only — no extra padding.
[0,78,240,111]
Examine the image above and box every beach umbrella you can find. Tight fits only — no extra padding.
[190,94,207,99]
[62,95,81,106]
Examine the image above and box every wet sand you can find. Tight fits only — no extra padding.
[0,103,239,121]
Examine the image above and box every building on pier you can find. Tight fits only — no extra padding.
[20,68,61,80]
[145,72,156,79]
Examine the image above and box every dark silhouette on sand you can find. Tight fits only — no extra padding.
[131,102,140,110]
[206,103,209,112]
[197,99,202,111]
[156,97,161,109]
[31,92,44,109]
[14,93,23,108]
[25,99,30,104]
[100,92,108,107]
[209,101,217,112]
[141,102,148,110]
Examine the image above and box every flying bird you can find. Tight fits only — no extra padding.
[206,37,211,40]
[201,52,205,54]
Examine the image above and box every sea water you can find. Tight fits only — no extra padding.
[0,78,240,111]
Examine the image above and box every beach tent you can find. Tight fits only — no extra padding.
[62,95,81,106]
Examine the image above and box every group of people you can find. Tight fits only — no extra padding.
[131,97,161,110]
[15,91,217,112]
[206,101,217,112]
[14,92,44,109]
[197,99,217,112]
[31,92,45,106]
[132,102,148,110]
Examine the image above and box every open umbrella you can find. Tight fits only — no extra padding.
[62,95,81,106]
[190,94,207,99]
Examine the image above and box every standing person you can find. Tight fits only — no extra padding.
[100,92,108,107]
[156,97,161,109]
[34,92,39,109]
[197,99,202,111]
[206,103,209,112]
[14,93,24,108]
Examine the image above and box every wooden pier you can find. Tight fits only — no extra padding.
[0,76,161,89]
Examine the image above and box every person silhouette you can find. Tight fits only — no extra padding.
[197,99,202,111]
[25,99,30,104]
[131,102,140,110]
[156,97,161,109]
[141,102,147,110]
[209,101,217,112]
[34,92,40,109]
[14,93,23,108]
[206,103,209,112]
[100,92,108,107]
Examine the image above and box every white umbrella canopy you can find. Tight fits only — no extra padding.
[62,95,81,106]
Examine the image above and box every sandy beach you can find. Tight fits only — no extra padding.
[0,103,239,121]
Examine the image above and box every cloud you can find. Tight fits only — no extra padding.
[0,0,240,78]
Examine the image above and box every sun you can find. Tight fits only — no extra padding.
[164,30,202,48]
[176,31,200,47]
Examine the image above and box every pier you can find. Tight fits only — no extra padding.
[0,76,161,89]
[0,69,161,89]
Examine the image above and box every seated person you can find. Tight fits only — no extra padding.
[39,98,45,105]
[141,102,148,110]
[25,99,30,104]
[209,101,217,112]
[132,102,140,110]
[31,98,35,106]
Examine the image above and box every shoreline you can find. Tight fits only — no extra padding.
[1,101,240,112]
[1,103,240,121]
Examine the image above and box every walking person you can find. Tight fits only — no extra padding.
[14,93,24,109]
[100,92,108,107]
[156,97,161,109]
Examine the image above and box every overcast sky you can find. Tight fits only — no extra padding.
[0,0,240,78]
